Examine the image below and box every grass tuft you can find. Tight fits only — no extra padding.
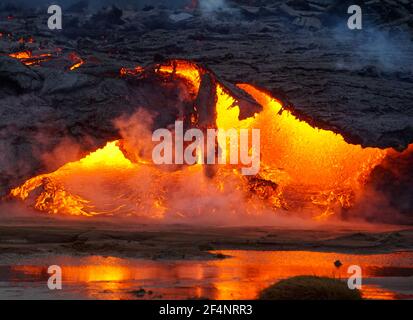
[258,276,362,300]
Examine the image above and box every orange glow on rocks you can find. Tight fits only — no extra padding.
[68,52,84,71]
[8,50,53,66]
[10,141,133,216]
[9,60,394,220]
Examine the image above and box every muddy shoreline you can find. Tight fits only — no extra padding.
[0,215,412,300]
[0,215,412,263]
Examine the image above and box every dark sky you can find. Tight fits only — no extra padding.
[1,0,190,10]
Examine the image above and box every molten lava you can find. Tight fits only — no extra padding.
[68,52,84,71]
[120,66,144,76]
[8,50,53,66]
[10,141,133,216]
[217,83,387,219]
[8,49,84,70]
[9,60,393,220]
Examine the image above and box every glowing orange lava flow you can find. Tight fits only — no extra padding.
[10,141,134,216]
[120,66,144,76]
[159,60,201,91]
[216,83,387,219]
[8,50,53,66]
[9,50,31,59]
[9,61,391,220]
[68,52,84,71]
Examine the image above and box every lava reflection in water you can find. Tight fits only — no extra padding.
[5,250,413,300]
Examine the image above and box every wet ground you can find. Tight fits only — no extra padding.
[0,250,412,300]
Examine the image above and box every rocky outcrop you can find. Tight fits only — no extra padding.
[0,57,261,196]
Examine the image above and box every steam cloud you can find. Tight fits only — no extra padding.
[333,25,413,73]
[2,108,412,227]
[111,109,288,226]
[199,0,226,13]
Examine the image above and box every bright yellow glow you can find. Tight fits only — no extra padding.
[230,84,387,188]
[9,61,393,220]
[158,60,201,91]
[9,50,31,59]
[215,85,255,130]
[66,141,133,169]
[10,141,134,216]
[215,83,388,218]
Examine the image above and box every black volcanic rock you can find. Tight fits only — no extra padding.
[0,57,261,196]
[0,1,412,198]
